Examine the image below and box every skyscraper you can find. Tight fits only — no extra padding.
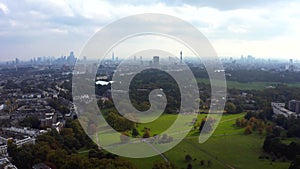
[70,51,75,58]
[15,58,20,65]
[67,51,76,64]
[140,56,143,65]
[153,56,159,65]
[112,52,115,61]
[180,51,183,64]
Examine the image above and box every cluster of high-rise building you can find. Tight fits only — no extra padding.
[109,51,184,66]
[4,51,77,67]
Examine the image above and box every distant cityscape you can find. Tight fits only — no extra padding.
[1,51,300,73]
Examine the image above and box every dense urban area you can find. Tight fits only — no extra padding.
[1,51,300,169]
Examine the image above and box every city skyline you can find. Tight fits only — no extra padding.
[3,51,297,64]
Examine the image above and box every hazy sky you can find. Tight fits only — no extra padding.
[0,0,300,61]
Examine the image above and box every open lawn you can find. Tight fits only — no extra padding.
[197,77,300,90]
[136,113,207,135]
[126,113,290,169]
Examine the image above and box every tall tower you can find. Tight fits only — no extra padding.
[112,52,115,61]
[140,56,143,65]
[180,51,183,64]
[70,51,75,58]
[15,58,20,65]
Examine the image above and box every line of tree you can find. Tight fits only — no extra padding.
[245,107,300,168]
[235,116,270,135]
[7,119,136,169]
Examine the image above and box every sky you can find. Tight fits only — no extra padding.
[0,0,300,61]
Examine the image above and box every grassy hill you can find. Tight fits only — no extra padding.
[126,113,290,169]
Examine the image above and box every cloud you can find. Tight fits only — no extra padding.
[106,0,286,11]
[0,0,299,61]
[0,2,8,15]
[212,34,300,59]
[171,0,284,10]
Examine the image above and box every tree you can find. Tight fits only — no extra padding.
[60,128,80,150]
[47,148,68,168]
[104,100,114,108]
[35,142,52,162]
[143,129,151,138]
[61,155,86,169]
[185,154,192,162]
[88,149,98,159]
[11,144,35,169]
[60,105,70,115]
[200,160,205,166]
[225,102,237,114]
[199,117,215,134]
[240,118,248,128]
[289,155,300,169]
[273,127,283,137]
[7,139,18,158]
[132,128,140,137]
[91,158,136,169]
[236,105,244,114]
[245,111,257,120]
[19,115,41,129]
[208,160,212,167]
[265,124,273,134]
[152,161,177,169]
[9,118,136,169]
[244,125,253,134]
[106,112,135,132]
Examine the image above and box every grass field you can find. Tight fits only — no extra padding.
[197,78,300,90]
[125,113,290,169]
[136,113,206,135]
